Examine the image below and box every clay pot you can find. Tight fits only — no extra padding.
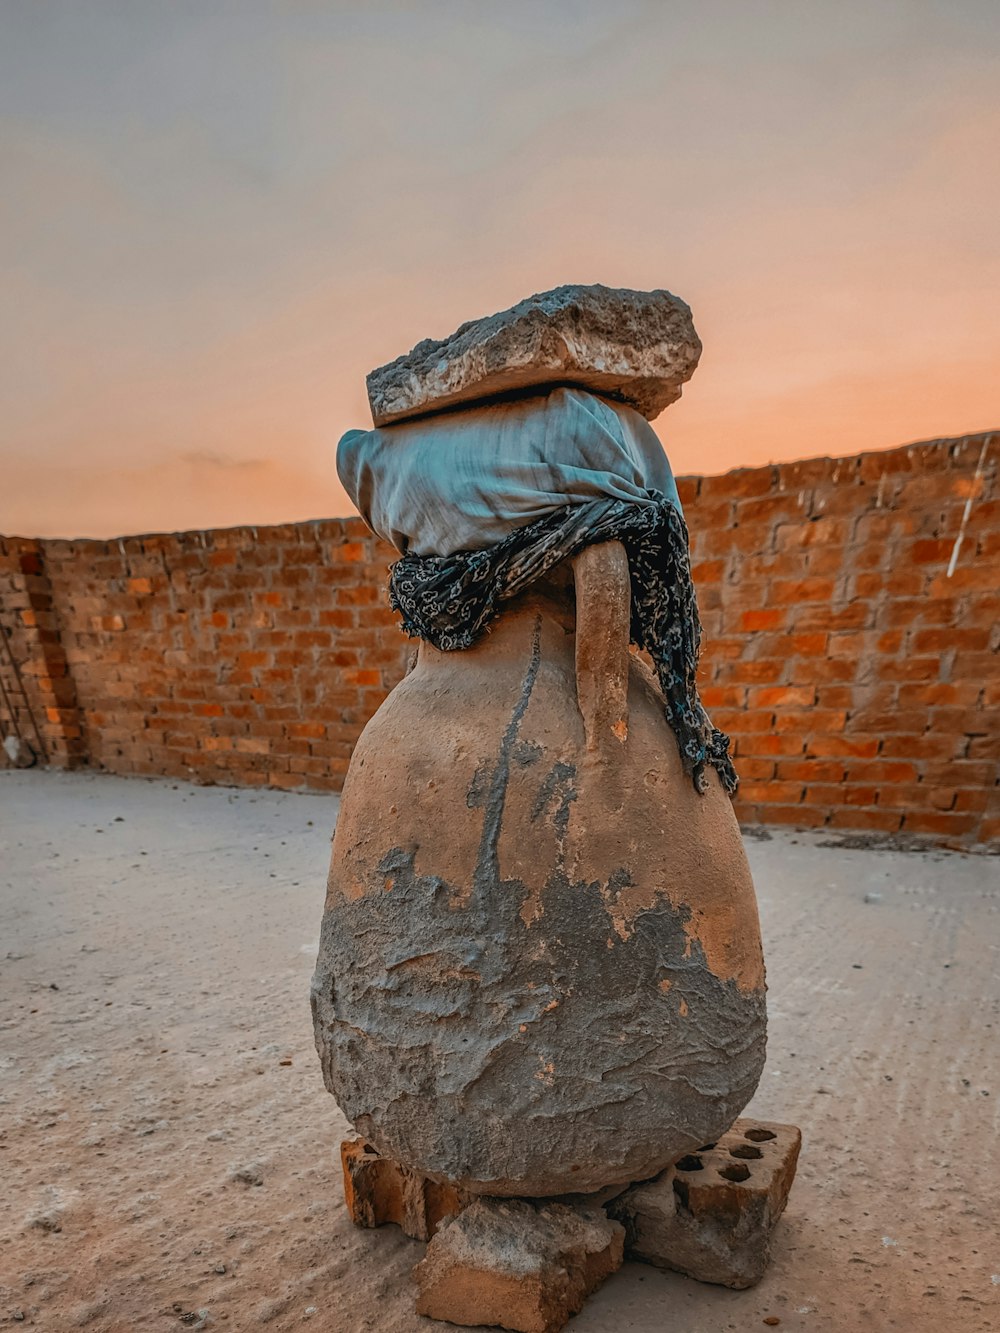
[312,542,766,1196]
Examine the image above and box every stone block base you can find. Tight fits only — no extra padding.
[608,1118,801,1289]
[340,1138,470,1242]
[412,1198,624,1333]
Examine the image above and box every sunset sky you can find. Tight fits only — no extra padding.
[2,0,998,539]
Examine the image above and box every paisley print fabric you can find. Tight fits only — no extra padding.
[388,493,738,796]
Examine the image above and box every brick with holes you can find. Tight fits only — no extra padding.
[607,1118,801,1289]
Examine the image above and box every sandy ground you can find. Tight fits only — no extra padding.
[1,769,998,1333]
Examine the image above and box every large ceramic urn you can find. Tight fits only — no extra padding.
[312,541,766,1197]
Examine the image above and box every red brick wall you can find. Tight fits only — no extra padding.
[2,432,997,845]
[36,520,406,791]
[683,432,998,845]
[0,536,84,767]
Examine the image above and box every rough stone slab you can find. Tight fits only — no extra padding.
[366,283,701,426]
[608,1118,801,1289]
[340,1138,469,1242]
[412,1198,624,1332]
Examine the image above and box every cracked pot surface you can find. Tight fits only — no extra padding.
[312,551,766,1195]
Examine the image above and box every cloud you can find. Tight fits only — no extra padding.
[1,2,998,535]
[177,451,269,471]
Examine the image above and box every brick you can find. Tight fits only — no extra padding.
[414,1198,624,1333]
[609,1119,801,1290]
[881,735,963,760]
[699,685,747,708]
[728,524,775,555]
[754,804,827,827]
[748,685,816,709]
[774,517,846,550]
[899,682,983,708]
[233,737,269,755]
[909,538,954,564]
[340,1139,468,1242]
[857,447,923,481]
[847,708,924,735]
[700,468,776,500]
[737,552,804,581]
[710,709,775,734]
[912,627,991,654]
[929,565,1000,596]
[737,609,786,632]
[828,808,903,832]
[789,658,857,685]
[901,811,979,837]
[775,709,847,734]
[716,660,785,685]
[805,735,880,759]
[317,608,356,629]
[852,572,883,598]
[921,759,994,786]
[769,577,834,604]
[288,721,326,740]
[734,733,805,758]
[875,657,941,683]
[737,780,804,805]
[798,602,877,633]
[789,631,829,656]
[776,759,846,783]
[236,650,269,668]
[828,631,871,659]
[734,758,776,781]
[736,494,809,525]
[847,759,919,783]
[815,685,854,709]
[691,559,725,584]
[336,585,380,606]
[841,785,880,806]
[200,736,233,752]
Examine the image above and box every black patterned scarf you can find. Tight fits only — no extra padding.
[388,493,737,795]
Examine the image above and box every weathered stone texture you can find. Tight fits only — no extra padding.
[413,1198,624,1333]
[340,1138,469,1241]
[366,283,702,426]
[609,1118,801,1288]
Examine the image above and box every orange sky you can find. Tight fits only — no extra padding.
[2,1,998,539]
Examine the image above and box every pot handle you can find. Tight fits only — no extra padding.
[573,540,630,754]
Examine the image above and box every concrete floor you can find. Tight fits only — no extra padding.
[0,768,998,1332]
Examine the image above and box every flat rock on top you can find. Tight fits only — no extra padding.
[366,283,701,427]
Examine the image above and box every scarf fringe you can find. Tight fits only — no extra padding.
[388,496,738,796]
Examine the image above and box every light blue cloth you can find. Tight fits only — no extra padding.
[337,386,681,557]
